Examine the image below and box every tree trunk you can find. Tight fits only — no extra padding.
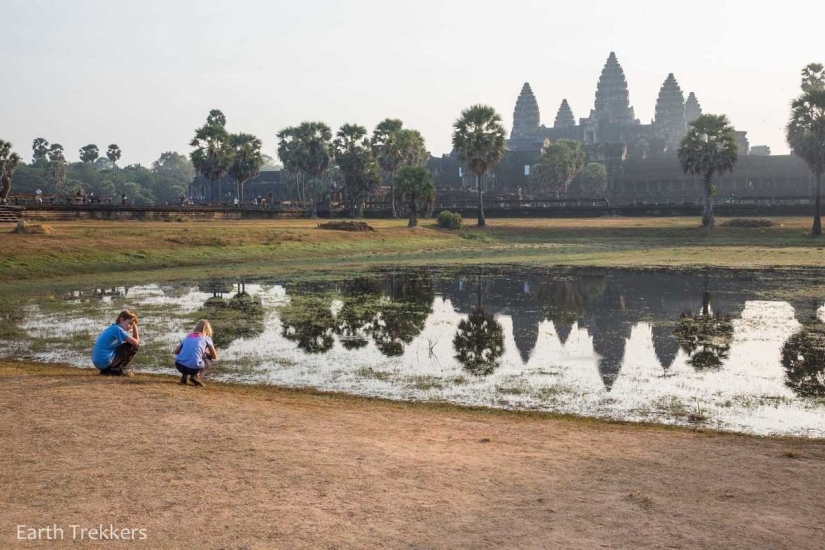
[391,169,397,218]
[813,172,822,236]
[408,202,417,227]
[240,181,245,203]
[0,174,11,203]
[702,174,714,227]
[476,173,486,227]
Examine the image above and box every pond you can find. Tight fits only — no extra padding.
[2,266,825,437]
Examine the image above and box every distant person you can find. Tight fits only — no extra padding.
[173,319,218,387]
[179,193,186,206]
[92,310,140,377]
[121,193,127,205]
[233,197,239,207]
[35,188,42,204]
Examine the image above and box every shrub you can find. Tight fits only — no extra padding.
[437,210,462,229]
[720,218,774,228]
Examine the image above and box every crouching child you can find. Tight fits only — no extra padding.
[174,319,218,387]
[92,310,140,376]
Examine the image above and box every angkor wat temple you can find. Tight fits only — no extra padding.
[236,52,812,207]
[428,52,813,205]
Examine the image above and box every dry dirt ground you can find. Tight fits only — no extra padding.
[2,363,825,549]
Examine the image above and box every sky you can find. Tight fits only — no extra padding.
[2,0,822,167]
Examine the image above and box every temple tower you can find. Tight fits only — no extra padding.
[592,52,636,125]
[685,92,702,125]
[653,73,687,146]
[554,99,576,128]
[511,82,540,139]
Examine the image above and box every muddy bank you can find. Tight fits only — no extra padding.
[2,362,825,549]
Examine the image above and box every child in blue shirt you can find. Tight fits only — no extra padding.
[91,310,140,376]
[174,319,218,387]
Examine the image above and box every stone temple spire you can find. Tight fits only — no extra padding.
[593,52,636,124]
[685,92,702,125]
[554,99,576,128]
[654,73,686,142]
[511,82,540,139]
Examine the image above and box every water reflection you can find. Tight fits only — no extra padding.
[452,279,504,375]
[198,284,265,348]
[781,321,825,397]
[674,291,734,371]
[3,267,825,436]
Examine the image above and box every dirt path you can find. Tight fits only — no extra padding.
[2,363,825,549]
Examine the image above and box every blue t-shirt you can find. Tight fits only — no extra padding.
[175,333,213,369]
[91,324,130,368]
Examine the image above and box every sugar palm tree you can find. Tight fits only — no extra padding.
[677,114,738,228]
[0,140,21,203]
[371,119,405,218]
[787,87,825,236]
[296,121,333,217]
[228,133,263,203]
[452,105,506,227]
[276,126,303,201]
[190,110,232,202]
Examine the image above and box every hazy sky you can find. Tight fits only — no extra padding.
[2,0,822,166]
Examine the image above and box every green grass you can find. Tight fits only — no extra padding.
[4,217,825,291]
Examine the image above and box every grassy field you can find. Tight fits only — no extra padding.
[2,216,825,288]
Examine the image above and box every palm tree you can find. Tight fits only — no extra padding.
[190,110,233,202]
[106,144,122,187]
[296,122,333,217]
[276,126,303,201]
[79,144,99,163]
[228,133,263,203]
[677,114,738,227]
[0,140,21,203]
[394,166,435,227]
[334,124,380,217]
[47,143,66,193]
[371,119,405,218]
[32,138,49,167]
[787,72,825,235]
[452,105,506,226]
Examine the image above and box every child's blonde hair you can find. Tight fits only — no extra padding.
[193,319,213,338]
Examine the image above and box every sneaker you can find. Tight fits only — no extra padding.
[98,367,113,376]
[191,372,205,387]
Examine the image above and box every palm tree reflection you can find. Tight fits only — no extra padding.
[673,291,733,371]
[781,321,825,397]
[453,278,504,376]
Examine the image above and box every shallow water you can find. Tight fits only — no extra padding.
[3,267,825,437]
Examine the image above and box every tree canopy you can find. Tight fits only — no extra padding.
[394,166,435,227]
[79,144,99,163]
[452,104,506,226]
[530,139,586,198]
[678,114,738,227]
[787,63,825,235]
[334,124,380,216]
[190,109,233,201]
[228,133,264,202]
[0,140,22,202]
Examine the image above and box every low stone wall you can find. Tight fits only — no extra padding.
[18,206,308,222]
[16,203,818,222]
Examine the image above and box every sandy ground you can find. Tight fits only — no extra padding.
[2,363,825,549]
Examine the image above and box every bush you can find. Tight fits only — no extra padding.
[720,218,774,228]
[437,210,462,229]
